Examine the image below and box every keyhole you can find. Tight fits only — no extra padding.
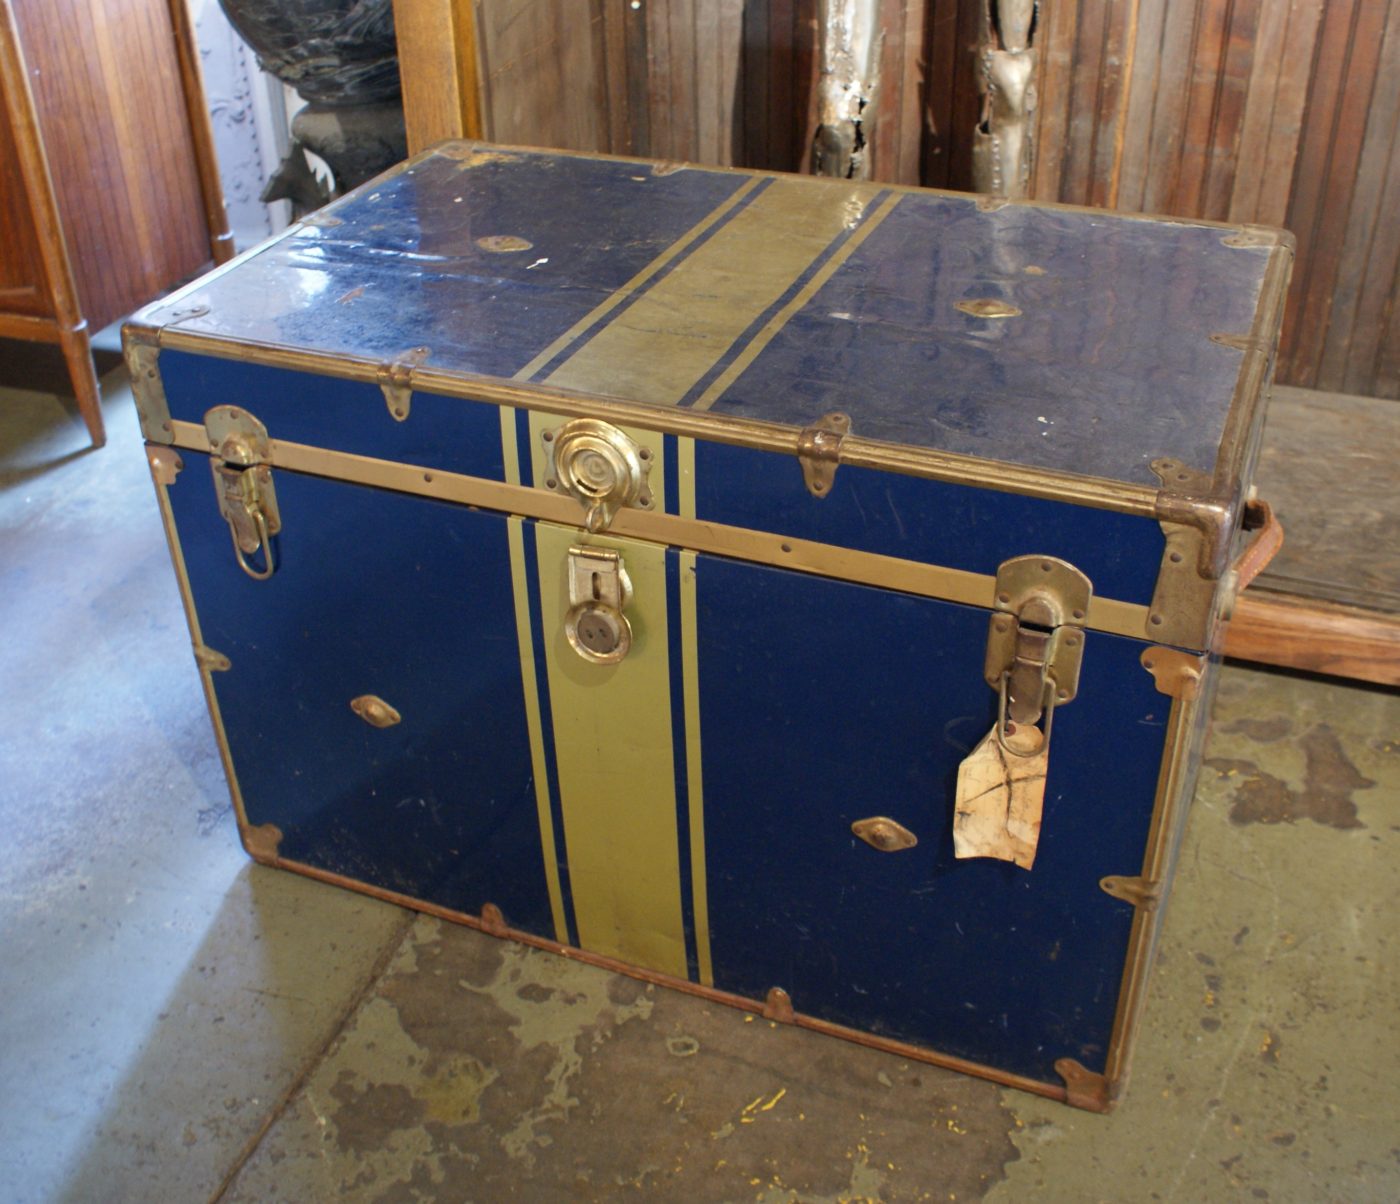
[591,571,601,600]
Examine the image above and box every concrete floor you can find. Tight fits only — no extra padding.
[1,344,1397,1203]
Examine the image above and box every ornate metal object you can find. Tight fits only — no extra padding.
[972,0,1039,197]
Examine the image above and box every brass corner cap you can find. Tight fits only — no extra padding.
[763,987,796,1024]
[240,822,283,864]
[1139,647,1206,699]
[1055,1058,1113,1113]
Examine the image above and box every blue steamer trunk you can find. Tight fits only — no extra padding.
[127,143,1291,1110]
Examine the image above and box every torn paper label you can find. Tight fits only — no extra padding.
[953,723,1047,870]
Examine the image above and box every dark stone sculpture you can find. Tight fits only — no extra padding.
[218,0,407,206]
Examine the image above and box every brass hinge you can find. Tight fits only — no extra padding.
[796,411,850,498]
[377,345,431,421]
[1099,874,1162,911]
[205,406,281,580]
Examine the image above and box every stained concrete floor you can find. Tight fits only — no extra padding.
[1,343,1397,1203]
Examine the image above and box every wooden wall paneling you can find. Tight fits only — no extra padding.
[394,0,484,152]
[692,0,745,163]
[621,0,653,155]
[1136,2,1199,215]
[945,0,983,192]
[1086,0,1137,209]
[1172,0,1235,219]
[768,0,797,170]
[645,0,674,155]
[1113,0,1167,212]
[869,0,926,184]
[1058,0,1110,204]
[741,0,773,167]
[1324,3,1400,394]
[1197,0,1261,222]
[1226,0,1319,227]
[922,0,961,186]
[654,0,700,164]
[474,0,609,152]
[1029,0,1080,200]
[1280,0,1389,390]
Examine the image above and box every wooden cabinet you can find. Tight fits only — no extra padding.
[0,0,231,447]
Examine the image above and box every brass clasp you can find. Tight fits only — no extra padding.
[564,546,634,664]
[983,556,1092,751]
[205,406,281,581]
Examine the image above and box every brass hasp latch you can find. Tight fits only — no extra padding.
[565,546,634,664]
[205,405,281,581]
[984,556,1092,753]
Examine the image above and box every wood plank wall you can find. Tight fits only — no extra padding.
[397,0,1400,399]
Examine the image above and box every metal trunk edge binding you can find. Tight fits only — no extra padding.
[204,405,281,580]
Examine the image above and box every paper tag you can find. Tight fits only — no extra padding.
[953,724,1048,870]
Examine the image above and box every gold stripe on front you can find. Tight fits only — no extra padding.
[532,521,689,978]
[691,191,902,411]
[513,176,765,383]
[678,549,712,985]
[678,437,697,519]
[543,177,884,404]
[506,516,569,943]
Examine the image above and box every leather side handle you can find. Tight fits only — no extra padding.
[1233,499,1283,592]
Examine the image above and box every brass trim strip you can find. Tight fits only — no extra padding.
[166,420,1154,640]
[144,447,255,849]
[257,850,1071,1107]
[148,329,1161,517]
[1100,651,1208,1090]
[1210,242,1294,496]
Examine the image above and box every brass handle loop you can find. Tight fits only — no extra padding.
[230,507,275,581]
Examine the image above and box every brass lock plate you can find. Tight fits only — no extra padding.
[543,418,653,533]
[564,546,633,664]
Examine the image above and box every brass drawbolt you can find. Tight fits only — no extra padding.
[205,406,281,581]
[983,556,1092,753]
